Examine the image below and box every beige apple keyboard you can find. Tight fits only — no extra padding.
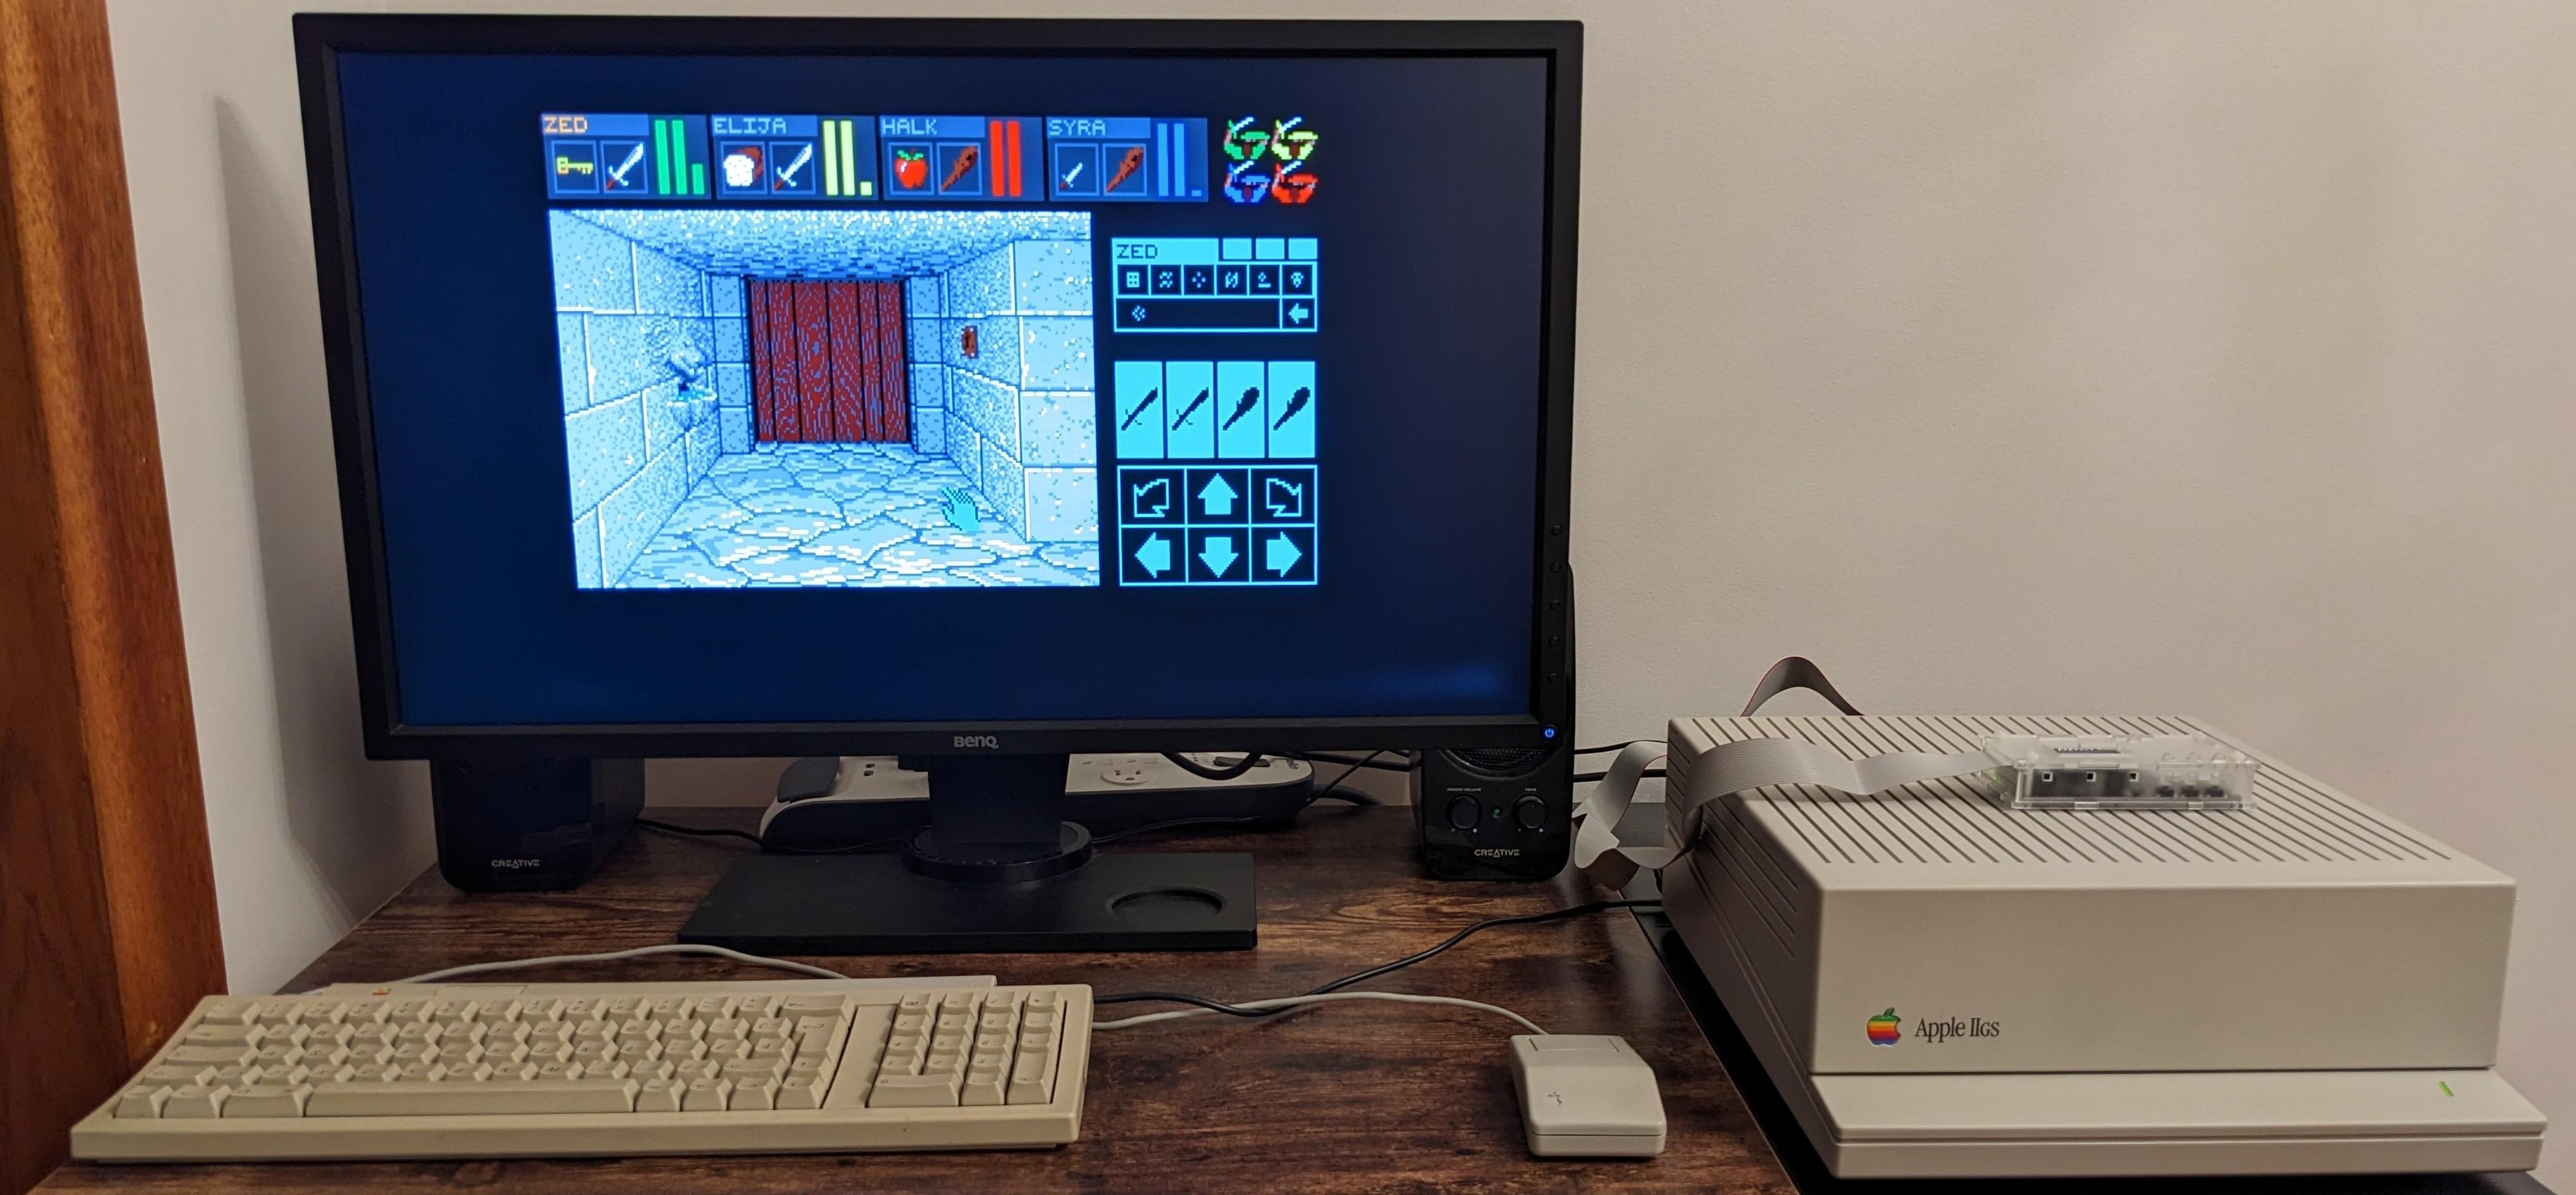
[69,976,1091,1162]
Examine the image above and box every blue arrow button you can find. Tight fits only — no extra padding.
[1197,473,1238,518]
[1198,534,1238,578]
[1134,533,1172,577]
[1264,532,1304,576]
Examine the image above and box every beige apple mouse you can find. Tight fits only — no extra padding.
[1507,1033,1667,1157]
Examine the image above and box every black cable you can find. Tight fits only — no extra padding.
[1090,990,1281,1017]
[1312,748,1391,803]
[634,817,764,847]
[1574,738,1663,756]
[1090,815,1266,845]
[1094,899,1663,1016]
[1161,752,1265,780]
[1294,750,1415,772]
[632,817,899,857]
[1573,768,1665,784]
[1094,752,1389,845]
[1306,899,1663,997]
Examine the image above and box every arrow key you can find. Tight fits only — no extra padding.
[1256,526,1316,584]
[1119,528,1179,584]
[1185,468,1250,522]
[1187,529,1248,584]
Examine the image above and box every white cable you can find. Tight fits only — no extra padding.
[1092,991,1546,1035]
[360,944,848,989]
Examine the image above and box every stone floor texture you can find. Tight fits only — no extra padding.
[614,443,1100,588]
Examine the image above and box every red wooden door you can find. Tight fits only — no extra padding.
[748,278,910,443]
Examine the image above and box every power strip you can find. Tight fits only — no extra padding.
[759,754,1316,850]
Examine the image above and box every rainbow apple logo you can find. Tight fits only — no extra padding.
[1866,1008,1901,1046]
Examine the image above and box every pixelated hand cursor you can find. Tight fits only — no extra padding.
[937,485,982,534]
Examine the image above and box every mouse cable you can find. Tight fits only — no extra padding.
[1094,898,1661,1014]
[1092,991,1544,1035]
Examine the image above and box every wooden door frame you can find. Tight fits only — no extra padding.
[0,1,227,1190]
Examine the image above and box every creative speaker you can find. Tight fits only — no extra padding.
[1412,746,1574,879]
[429,758,645,891]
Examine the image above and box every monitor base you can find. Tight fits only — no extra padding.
[677,850,1257,953]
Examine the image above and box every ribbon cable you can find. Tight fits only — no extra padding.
[1571,738,1995,889]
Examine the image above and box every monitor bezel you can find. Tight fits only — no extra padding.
[294,14,1581,760]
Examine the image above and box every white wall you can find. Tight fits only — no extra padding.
[112,3,2574,1182]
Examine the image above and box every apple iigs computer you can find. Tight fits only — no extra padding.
[290,15,1580,950]
[1659,714,2546,1179]
[66,16,1582,1164]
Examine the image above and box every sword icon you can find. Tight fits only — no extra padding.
[774,144,813,189]
[1170,387,1213,427]
[607,144,645,188]
[1119,387,1161,431]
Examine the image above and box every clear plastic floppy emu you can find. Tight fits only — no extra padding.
[1980,732,2256,810]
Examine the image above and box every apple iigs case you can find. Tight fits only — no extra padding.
[1661,714,2544,1178]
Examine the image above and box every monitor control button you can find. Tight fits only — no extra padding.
[1512,797,1547,831]
[1445,796,1482,831]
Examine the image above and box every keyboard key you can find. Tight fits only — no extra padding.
[870,1071,963,1107]
[776,1073,828,1110]
[115,1087,170,1119]
[308,1078,639,1116]
[183,1024,261,1047]
[1007,1051,1054,1105]
[222,1085,308,1117]
[731,1079,778,1110]
[636,1077,683,1113]
[681,1077,731,1111]
[162,1085,227,1118]
[170,1045,255,1067]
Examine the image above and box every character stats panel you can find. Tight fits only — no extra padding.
[546,112,1211,204]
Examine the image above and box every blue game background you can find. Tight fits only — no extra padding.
[336,51,1550,726]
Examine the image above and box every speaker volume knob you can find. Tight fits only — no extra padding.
[1512,796,1547,831]
[1445,795,1482,831]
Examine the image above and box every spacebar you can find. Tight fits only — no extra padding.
[306,1079,640,1116]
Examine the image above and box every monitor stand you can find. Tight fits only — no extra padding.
[677,754,1256,954]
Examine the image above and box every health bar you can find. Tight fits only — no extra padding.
[651,116,705,197]
[820,118,870,197]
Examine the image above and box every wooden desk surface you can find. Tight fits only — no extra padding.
[41,806,1794,1193]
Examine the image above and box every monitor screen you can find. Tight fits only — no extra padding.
[317,24,1569,740]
